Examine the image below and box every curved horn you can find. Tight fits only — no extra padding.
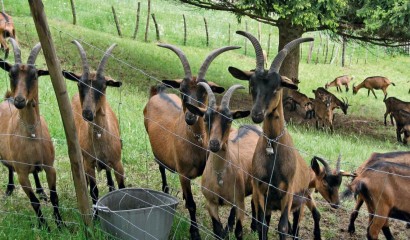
[198,82,216,109]
[158,44,192,80]
[71,40,90,78]
[9,38,21,64]
[314,156,332,175]
[269,37,314,74]
[336,154,342,173]
[197,46,240,81]
[236,31,265,72]
[27,42,42,65]
[97,43,117,78]
[221,84,244,109]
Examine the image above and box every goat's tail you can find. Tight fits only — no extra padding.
[149,84,167,98]
[391,82,396,86]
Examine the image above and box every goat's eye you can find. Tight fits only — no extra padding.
[322,180,328,187]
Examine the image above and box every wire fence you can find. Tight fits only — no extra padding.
[0,9,409,240]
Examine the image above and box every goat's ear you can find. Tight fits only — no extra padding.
[339,170,355,178]
[62,71,81,82]
[162,79,182,88]
[185,103,206,117]
[232,110,250,119]
[37,70,50,77]
[106,78,122,87]
[207,81,225,94]
[228,66,252,81]
[281,77,298,90]
[0,59,11,72]
[311,158,321,176]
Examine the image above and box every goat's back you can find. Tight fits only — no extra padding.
[364,76,391,89]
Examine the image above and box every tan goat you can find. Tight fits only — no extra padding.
[353,76,395,100]
[0,12,15,59]
[325,75,353,92]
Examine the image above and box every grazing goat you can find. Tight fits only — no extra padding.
[0,12,15,59]
[186,83,259,239]
[345,151,410,240]
[144,44,238,239]
[312,96,334,133]
[0,39,63,229]
[383,96,410,126]
[62,40,125,207]
[390,109,410,144]
[313,87,350,115]
[284,89,313,119]
[229,31,351,240]
[353,76,395,100]
[325,75,353,92]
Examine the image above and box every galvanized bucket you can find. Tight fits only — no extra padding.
[95,188,179,240]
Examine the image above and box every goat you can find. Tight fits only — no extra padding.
[61,40,125,208]
[313,87,350,115]
[325,75,353,92]
[344,151,410,240]
[353,76,395,100]
[144,44,238,239]
[383,96,410,126]
[229,31,352,240]
[284,89,313,119]
[312,96,334,133]
[0,39,63,229]
[0,12,15,59]
[185,83,259,239]
[390,109,410,144]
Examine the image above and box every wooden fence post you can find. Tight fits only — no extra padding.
[342,36,346,67]
[244,21,248,55]
[267,33,271,60]
[28,0,92,229]
[151,14,160,41]
[69,0,76,25]
[133,2,141,40]
[324,37,329,64]
[112,6,122,37]
[228,23,231,45]
[144,0,151,42]
[307,41,314,63]
[203,17,209,47]
[183,14,187,45]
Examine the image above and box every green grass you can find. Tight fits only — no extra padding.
[0,0,409,239]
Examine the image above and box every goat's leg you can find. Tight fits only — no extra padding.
[207,202,224,239]
[371,89,377,99]
[180,176,201,240]
[278,194,293,240]
[367,89,370,97]
[225,206,236,234]
[44,165,64,228]
[17,172,49,230]
[382,89,388,101]
[384,112,389,126]
[159,164,169,193]
[292,204,306,239]
[306,199,321,240]
[234,201,245,240]
[33,171,48,201]
[5,166,15,196]
[345,84,349,92]
[390,114,395,126]
[250,199,257,232]
[113,161,125,189]
[253,185,269,240]
[348,196,364,234]
[0,36,9,59]
[87,169,98,205]
[106,169,115,192]
[396,127,403,142]
[367,207,389,240]
[381,221,394,240]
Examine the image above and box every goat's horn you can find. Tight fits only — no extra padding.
[27,43,42,65]
[97,43,117,79]
[71,40,90,78]
[336,154,342,173]
[269,37,313,74]
[236,31,264,72]
[221,84,244,109]
[198,82,216,109]
[157,44,192,80]
[314,156,332,175]
[197,46,240,81]
[9,38,21,64]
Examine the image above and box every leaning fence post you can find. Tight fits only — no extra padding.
[183,14,187,45]
[203,17,209,47]
[133,2,141,40]
[69,0,76,25]
[28,0,92,230]
[112,6,122,37]
[144,0,151,42]
[151,13,160,41]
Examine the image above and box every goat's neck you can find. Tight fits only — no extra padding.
[17,98,41,137]
[209,143,229,173]
[308,169,317,189]
[263,94,286,143]
[185,117,206,143]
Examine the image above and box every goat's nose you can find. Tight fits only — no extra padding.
[14,96,26,109]
[209,140,220,152]
[82,109,94,122]
[330,202,340,209]
[251,112,264,124]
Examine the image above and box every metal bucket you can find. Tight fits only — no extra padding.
[95,188,179,240]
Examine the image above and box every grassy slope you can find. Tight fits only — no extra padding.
[0,0,409,239]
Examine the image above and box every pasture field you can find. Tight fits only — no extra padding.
[0,0,409,239]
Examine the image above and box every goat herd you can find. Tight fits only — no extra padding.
[0,11,408,240]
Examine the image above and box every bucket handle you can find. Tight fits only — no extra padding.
[93,204,111,213]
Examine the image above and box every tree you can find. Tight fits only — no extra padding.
[177,0,410,79]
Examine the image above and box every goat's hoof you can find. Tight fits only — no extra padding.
[37,191,48,202]
[250,222,257,232]
[190,229,201,240]
[163,186,170,194]
[348,226,355,235]
[406,223,410,229]
[5,185,15,196]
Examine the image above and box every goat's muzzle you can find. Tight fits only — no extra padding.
[251,111,264,124]
[185,111,197,125]
[13,96,26,109]
[209,139,220,152]
[82,109,94,122]
[330,202,340,209]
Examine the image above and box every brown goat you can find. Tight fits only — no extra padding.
[144,44,238,239]
[284,89,313,119]
[353,76,395,100]
[62,41,125,208]
[390,109,410,144]
[325,75,353,92]
[312,96,334,133]
[313,87,350,116]
[345,151,410,239]
[0,12,15,59]
[0,39,63,229]
[383,97,410,126]
[186,83,259,239]
[229,31,351,240]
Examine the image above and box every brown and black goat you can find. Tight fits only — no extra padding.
[144,44,238,239]
[312,96,334,133]
[383,96,410,126]
[229,31,351,240]
[325,75,353,92]
[0,12,15,59]
[344,151,410,240]
[353,76,395,100]
[284,89,313,119]
[390,109,410,144]
[186,83,259,239]
[313,87,350,116]
[62,40,125,208]
[0,39,63,229]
